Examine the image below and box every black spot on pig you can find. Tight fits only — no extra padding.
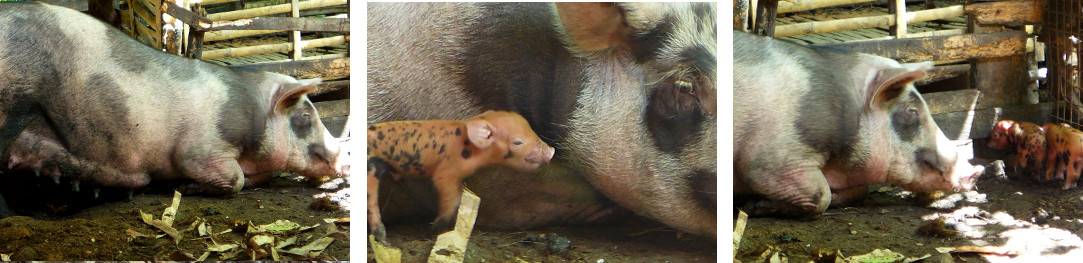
[646,75,707,153]
[455,128,461,136]
[890,91,923,142]
[369,157,393,180]
[215,70,268,152]
[504,150,513,159]
[630,14,674,63]
[462,149,471,159]
[289,100,316,138]
[794,50,860,159]
[461,3,578,148]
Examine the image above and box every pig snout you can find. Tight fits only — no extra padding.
[912,131,983,192]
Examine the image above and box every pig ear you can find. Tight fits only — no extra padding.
[272,78,322,114]
[466,119,495,149]
[997,120,1014,131]
[866,62,932,110]
[554,2,662,51]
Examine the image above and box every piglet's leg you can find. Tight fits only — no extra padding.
[430,171,463,235]
[367,168,387,243]
[8,132,150,190]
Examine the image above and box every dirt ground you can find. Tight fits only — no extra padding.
[368,215,716,262]
[735,157,1083,263]
[0,172,350,261]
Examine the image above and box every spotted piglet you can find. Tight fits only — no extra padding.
[987,120,1046,179]
[367,110,555,242]
[1042,123,1083,189]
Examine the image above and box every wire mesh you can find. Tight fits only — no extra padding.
[1046,0,1083,127]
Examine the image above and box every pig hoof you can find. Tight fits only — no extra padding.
[373,224,388,244]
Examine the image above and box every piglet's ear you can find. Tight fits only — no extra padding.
[997,121,1013,131]
[466,119,495,149]
[272,78,322,114]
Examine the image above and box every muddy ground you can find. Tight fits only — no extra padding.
[735,157,1083,263]
[0,172,350,261]
[368,214,716,262]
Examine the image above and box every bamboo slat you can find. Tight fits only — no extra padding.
[207,0,346,21]
[774,5,965,38]
[201,35,345,60]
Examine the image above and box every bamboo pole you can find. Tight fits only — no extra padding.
[207,0,346,21]
[205,30,284,42]
[890,0,906,38]
[774,5,965,38]
[290,0,301,60]
[779,0,877,14]
[199,0,239,5]
[201,35,345,60]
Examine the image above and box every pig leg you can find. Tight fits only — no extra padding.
[742,164,831,217]
[9,132,150,189]
[175,148,245,195]
[367,168,387,243]
[431,171,464,235]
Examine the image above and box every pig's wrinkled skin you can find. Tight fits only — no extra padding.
[733,31,984,217]
[369,2,717,238]
[0,2,348,201]
[367,110,555,242]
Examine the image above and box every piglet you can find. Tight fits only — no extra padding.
[367,110,555,242]
[988,120,1046,179]
[1042,123,1083,189]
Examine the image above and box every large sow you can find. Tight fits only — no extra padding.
[369,2,717,238]
[0,2,348,216]
[733,31,984,216]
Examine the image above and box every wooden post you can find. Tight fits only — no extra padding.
[753,0,779,36]
[290,0,302,61]
[889,0,907,38]
[968,17,1028,109]
[734,0,749,31]
[185,3,205,59]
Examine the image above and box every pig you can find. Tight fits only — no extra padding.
[0,2,348,207]
[368,2,717,239]
[733,30,984,216]
[367,110,555,242]
[987,120,1046,179]
[1042,123,1083,189]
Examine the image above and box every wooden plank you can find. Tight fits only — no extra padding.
[916,64,971,86]
[775,5,965,38]
[811,31,1027,63]
[206,17,349,32]
[933,102,1056,141]
[207,0,346,21]
[312,79,348,97]
[313,99,348,118]
[34,0,88,10]
[735,0,749,31]
[163,0,212,28]
[228,57,349,80]
[923,89,980,115]
[965,0,1043,27]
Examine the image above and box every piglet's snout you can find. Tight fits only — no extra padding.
[527,143,556,165]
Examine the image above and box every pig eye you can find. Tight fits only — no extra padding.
[676,80,694,95]
[512,139,524,146]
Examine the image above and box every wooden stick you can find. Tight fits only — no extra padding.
[200,35,345,60]
[199,0,239,5]
[753,0,779,36]
[890,0,907,38]
[427,189,480,263]
[205,30,284,42]
[733,210,748,257]
[775,5,965,38]
[778,0,877,14]
[207,0,346,22]
[916,64,971,87]
[290,0,301,61]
